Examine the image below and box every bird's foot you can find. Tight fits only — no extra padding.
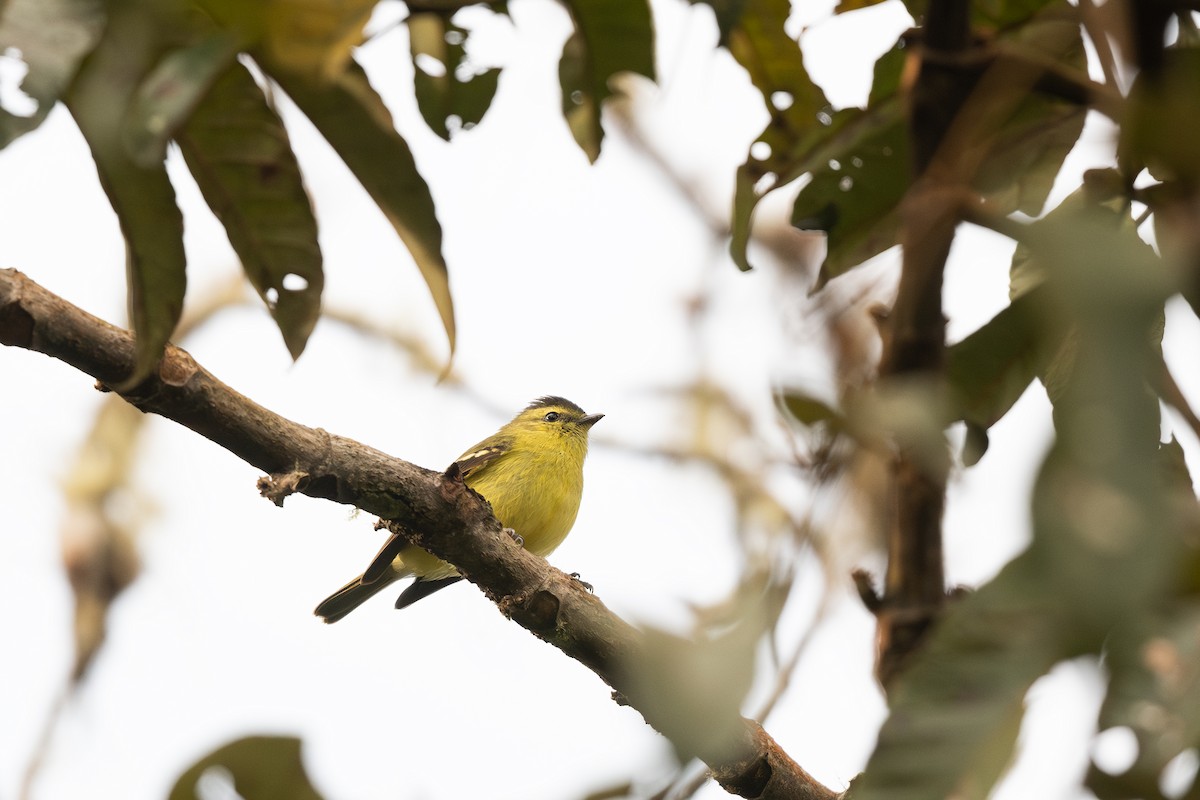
[504,528,524,547]
[569,572,594,593]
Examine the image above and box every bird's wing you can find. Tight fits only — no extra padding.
[450,437,512,479]
[362,439,512,584]
[394,576,464,609]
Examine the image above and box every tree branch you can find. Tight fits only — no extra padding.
[0,267,839,800]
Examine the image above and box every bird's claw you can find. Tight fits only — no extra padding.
[569,572,594,593]
[504,528,524,547]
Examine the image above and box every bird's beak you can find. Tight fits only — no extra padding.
[579,413,604,429]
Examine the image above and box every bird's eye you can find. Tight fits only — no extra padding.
[543,411,561,422]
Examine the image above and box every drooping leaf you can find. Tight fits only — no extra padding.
[122,31,241,167]
[168,735,325,800]
[265,58,455,356]
[64,0,187,387]
[176,62,324,359]
[0,0,105,149]
[558,0,656,162]
[723,0,831,270]
[408,11,500,140]
[194,0,377,82]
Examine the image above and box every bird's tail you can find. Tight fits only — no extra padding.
[314,574,395,624]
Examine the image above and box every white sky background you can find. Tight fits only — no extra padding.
[2,0,1199,799]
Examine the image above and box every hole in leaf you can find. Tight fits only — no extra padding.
[816,109,832,126]
[281,273,308,292]
[570,89,585,105]
[1160,748,1199,799]
[445,114,463,133]
[195,765,246,800]
[770,91,793,110]
[0,48,37,117]
[839,176,854,191]
[444,29,465,46]
[1092,726,1139,775]
[851,156,864,168]
[264,288,279,308]
[753,172,777,196]
[828,159,841,170]
[414,53,446,77]
[750,141,772,161]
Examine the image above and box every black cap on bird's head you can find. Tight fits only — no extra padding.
[526,396,585,415]
[523,396,603,429]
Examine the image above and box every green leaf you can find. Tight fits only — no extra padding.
[794,4,1084,286]
[177,62,324,359]
[723,0,831,270]
[266,57,455,356]
[408,11,500,140]
[558,0,656,162]
[780,390,841,426]
[168,735,325,800]
[944,286,1055,441]
[64,0,187,387]
[122,31,241,167]
[0,0,105,149]
[788,99,908,284]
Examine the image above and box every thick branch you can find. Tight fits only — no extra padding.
[0,268,838,800]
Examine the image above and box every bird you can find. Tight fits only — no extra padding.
[314,396,602,622]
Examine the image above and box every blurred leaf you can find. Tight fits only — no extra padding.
[1123,48,1200,183]
[1089,596,1200,797]
[780,390,842,426]
[195,0,376,82]
[408,11,500,140]
[1026,201,1176,633]
[558,0,655,162]
[972,0,1062,30]
[64,1,187,387]
[168,735,325,800]
[0,0,105,148]
[122,31,241,167]
[850,558,1080,800]
[177,62,324,359]
[971,7,1087,217]
[267,58,455,356]
[944,286,1055,445]
[626,622,760,763]
[724,0,831,270]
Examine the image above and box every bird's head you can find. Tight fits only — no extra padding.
[506,396,603,448]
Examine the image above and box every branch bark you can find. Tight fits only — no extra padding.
[0,267,839,800]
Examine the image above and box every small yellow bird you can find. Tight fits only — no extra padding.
[315,396,602,622]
